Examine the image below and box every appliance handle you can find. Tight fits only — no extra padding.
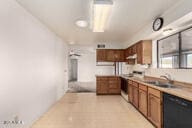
[168,97,188,107]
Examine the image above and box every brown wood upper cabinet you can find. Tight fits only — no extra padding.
[96,49,106,62]
[136,40,152,64]
[125,40,152,65]
[96,49,125,62]
[106,50,115,61]
[106,50,125,62]
[125,47,135,65]
[115,50,125,62]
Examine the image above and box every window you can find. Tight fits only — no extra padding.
[181,28,192,68]
[187,54,192,68]
[157,27,192,69]
[161,57,173,68]
[158,34,179,68]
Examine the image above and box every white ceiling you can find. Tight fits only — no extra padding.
[16,0,181,45]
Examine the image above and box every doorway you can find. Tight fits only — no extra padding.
[67,53,96,93]
[69,59,78,82]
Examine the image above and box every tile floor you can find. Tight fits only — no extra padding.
[32,93,154,128]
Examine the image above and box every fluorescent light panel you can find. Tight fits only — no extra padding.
[93,0,113,32]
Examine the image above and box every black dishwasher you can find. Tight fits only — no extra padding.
[163,93,192,128]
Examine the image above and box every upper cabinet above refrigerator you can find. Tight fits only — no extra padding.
[96,49,125,62]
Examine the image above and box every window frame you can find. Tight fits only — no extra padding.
[157,26,192,69]
[187,54,192,68]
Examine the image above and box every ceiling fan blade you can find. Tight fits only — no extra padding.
[69,54,81,57]
[74,54,81,56]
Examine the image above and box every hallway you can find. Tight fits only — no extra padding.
[32,93,154,128]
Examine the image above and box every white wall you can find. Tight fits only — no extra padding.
[69,43,122,82]
[77,52,97,82]
[123,0,192,48]
[0,0,68,127]
[55,38,68,99]
[77,52,115,82]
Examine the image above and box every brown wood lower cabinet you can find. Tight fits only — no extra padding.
[132,85,139,108]
[128,80,133,103]
[96,77,108,94]
[96,76,120,95]
[108,77,121,94]
[138,84,148,117]
[128,80,162,128]
[148,88,162,128]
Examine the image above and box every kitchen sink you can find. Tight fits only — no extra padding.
[144,81,176,88]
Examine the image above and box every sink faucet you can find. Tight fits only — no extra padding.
[160,73,174,84]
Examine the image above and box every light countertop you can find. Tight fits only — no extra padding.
[96,74,192,102]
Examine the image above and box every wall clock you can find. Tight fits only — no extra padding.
[153,17,164,31]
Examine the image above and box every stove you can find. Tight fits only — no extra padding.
[121,71,144,102]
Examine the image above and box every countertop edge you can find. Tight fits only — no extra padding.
[127,77,192,102]
[95,75,192,102]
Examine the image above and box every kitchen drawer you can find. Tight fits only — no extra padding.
[108,80,119,83]
[109,83,119,89]
[108,77,119,81]
[97,77,108,81]
[148,87,161,98]
[128,80,132,84]
[139,84,147,91]
[132,81,139,87]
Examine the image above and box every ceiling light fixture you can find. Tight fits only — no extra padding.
[69,41,75,45]
[163,28,173,36]
[75,20,88,28]
[92,0,113,32]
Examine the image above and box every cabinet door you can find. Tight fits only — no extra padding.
[96,49,106,62]
[139,89,148,117]
[97,81,108,94]
[115,50,125,62]
[108,78,118,89]
[142,40,152,64]
[132,86,139,108]
[106,50,115,61]
[128,47,133,55]
[137,42,143,64]
[128,84,133,103]
[108,77,120,94]
[132,45,137,54]
[125,48,129,59]
[148,93,161,128]
[136,41,152,64]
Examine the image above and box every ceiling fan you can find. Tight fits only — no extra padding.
[69,53,81,57]
[69,50,81,57]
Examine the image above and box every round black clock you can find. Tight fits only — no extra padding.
[153,17,164,31]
